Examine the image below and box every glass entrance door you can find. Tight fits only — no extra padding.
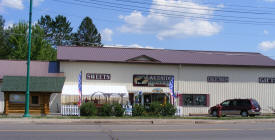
[144,94,152,106]
[152,94,166,104]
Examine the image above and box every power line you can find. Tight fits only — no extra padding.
[109,0,275,15]
[34,7,271,38]
[83,0,275,21]
[69,0,275,24]
[133,0,275,12]
[188,0,275,11]
[52,0,275,26]
[110,0,275,22]
[34,7,124,24]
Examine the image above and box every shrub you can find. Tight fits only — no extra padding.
[161,103,177,116]
[113,103,125,117]
[98,103,113,116]
[147,102,162,116]
[132,104,145,116]
[80,102,97,116]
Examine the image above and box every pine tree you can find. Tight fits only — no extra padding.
[73,17,102,47]
[38,15,73,47]
[0,15,9,59]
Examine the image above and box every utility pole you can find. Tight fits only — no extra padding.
[23,0,33,117]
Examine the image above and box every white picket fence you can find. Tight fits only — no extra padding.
[123,105,132,116]
[61,104,133,116]
[61,105,80,116]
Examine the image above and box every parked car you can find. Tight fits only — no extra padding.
[208,99,261,117]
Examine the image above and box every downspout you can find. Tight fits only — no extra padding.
[177,64,181,93]
[177,64,182,116]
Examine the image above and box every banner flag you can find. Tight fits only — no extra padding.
[169,77,176,98]
[78,71,82,107]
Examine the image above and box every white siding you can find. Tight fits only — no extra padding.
[60,62,179,93]
[179,66,275,115]
[59,61,275,116]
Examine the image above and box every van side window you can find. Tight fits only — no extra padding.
[221,101,230,107]
[232,100,237,106]
[243,100,251,106]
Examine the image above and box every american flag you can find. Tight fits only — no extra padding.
[169,77,176,98]
[78,71,82,107]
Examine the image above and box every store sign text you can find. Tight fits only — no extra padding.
[86,73,111,80]
[259,77,275,83]
[133,75,174,87]
[207,76,229,82]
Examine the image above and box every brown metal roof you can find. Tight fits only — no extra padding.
[57,46,275,67]
[0,60,63,80]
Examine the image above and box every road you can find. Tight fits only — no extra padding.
[0,122,275,140]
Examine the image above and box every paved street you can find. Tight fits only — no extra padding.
[0,122,275,140]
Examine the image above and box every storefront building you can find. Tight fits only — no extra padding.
[1,47,275,116]
[1,76,64,115]
[0,60,64,115]
[58,46,275,116]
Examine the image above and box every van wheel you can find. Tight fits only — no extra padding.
[212,110,218,117]
[241,111,248,117]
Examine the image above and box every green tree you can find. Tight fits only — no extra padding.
[38,15,73,47]
[73,17,102,47]
[5,22,56,61]
[0,15,9,59]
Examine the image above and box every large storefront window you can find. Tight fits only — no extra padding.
[181,94,208,107]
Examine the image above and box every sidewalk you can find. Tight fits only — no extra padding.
[1,118,275,125]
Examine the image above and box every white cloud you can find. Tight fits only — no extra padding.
[264,30,269,35]
[157,20,221,40]
[4,21,14,29]
[104,44,161,49]
[0,5,4,13]
[259,40,275,51]
[33,0,44,7]
[1,0,24,10]
[128,44,156,49]
[216,4,225,8]
[118,0,222,40]
[0,0,43,11]
[101,28,113,41]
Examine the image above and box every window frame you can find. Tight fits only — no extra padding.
[30,95,40,105]
[179,94,209,107]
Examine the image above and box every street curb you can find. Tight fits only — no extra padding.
[0,118,275,125]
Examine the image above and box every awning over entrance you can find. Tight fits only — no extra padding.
[62,85,129,97]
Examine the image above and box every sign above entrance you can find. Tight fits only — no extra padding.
[86,73,111,80]
[133,75,174,87]
[152,88,164,93]
[207,76,229,82]
[259,77,275,83]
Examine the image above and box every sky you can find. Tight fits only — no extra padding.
[1,0,275,58]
